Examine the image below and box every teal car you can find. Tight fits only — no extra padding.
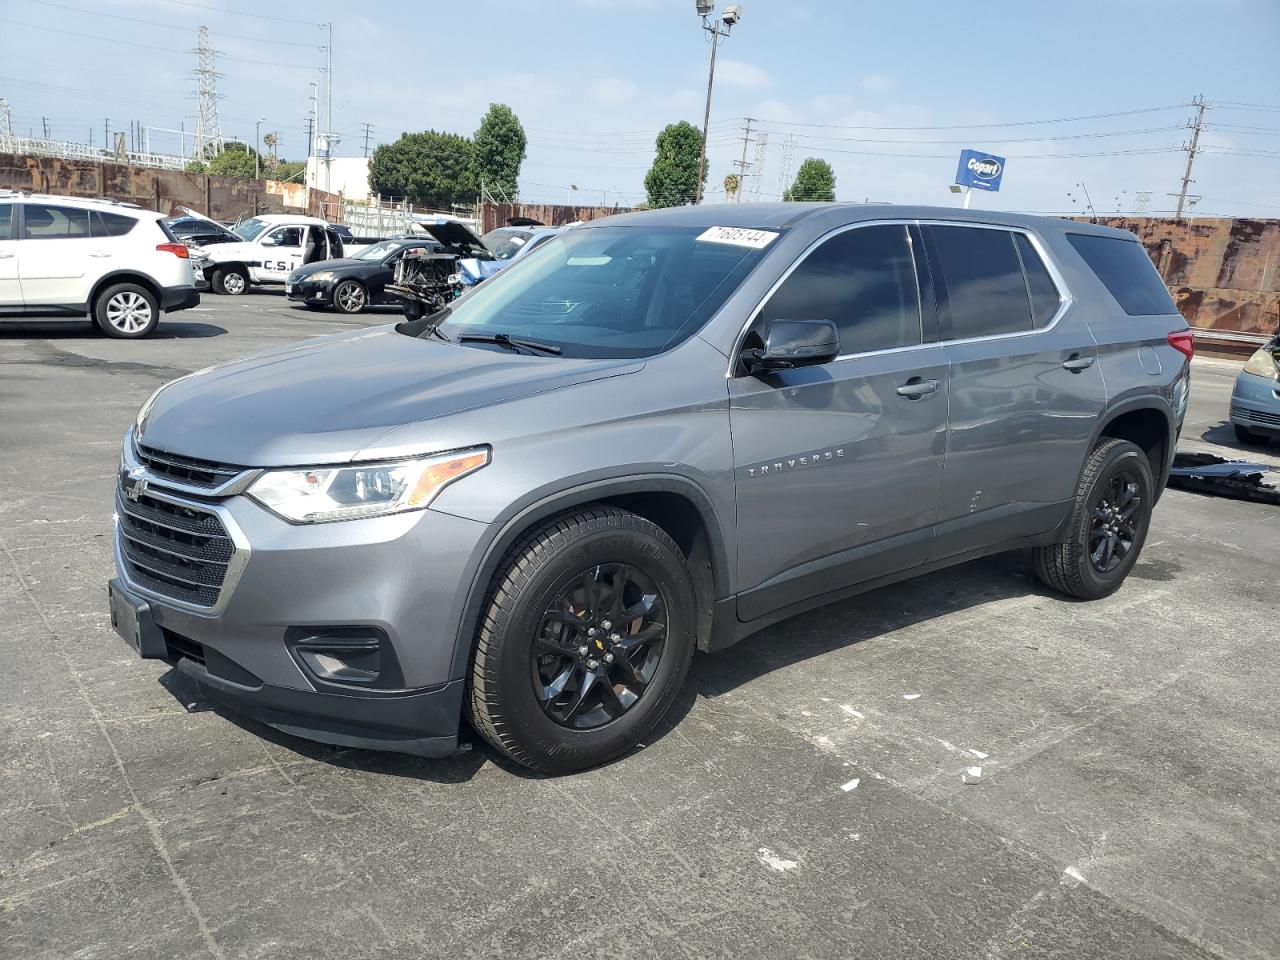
[1231,336,1280,445]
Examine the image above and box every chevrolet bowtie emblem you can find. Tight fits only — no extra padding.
[126,466,148,502]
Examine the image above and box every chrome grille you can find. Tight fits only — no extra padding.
[117,489,231,608]
[135,442,245,489]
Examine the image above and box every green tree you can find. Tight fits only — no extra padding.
[274,160,306,182]
[472,103,526,200]
[783,157,836,202]
[723,172,741,202]
[369,130,475,209]
[184,159,207,174]
[207,142,258,179]
[643,121,705,208]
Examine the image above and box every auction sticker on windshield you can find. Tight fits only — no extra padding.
[697,226,779,249]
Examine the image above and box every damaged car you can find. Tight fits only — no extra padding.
[1230,334,1280,445]
[286,238,440,314]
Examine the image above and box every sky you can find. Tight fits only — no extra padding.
[2,0,1279,217]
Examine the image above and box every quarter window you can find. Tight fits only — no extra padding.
[758,224,921,356]
[1066,233,1177,316]
[92,211,137,237]
[926,225,1031,339]
[22,204,91,240]
[1014,233,1062,327]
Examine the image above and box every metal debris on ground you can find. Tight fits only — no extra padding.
[1166,452,1280,505]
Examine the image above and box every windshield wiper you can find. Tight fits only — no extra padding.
[458,333,561,356]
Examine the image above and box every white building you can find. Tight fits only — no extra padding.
[306,156,371,200]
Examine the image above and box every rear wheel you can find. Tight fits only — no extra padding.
[470,507,696,774]
[1234,423,1269,446]
[211,266,248,296]
[1033,438,1154,600]
[333,279,367,314]
[93,283,158,338]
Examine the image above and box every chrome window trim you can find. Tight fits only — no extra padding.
[727,218,1074,377]
[113,481,251,618]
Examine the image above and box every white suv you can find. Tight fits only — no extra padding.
[0,191,198,338]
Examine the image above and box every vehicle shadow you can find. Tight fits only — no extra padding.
[1201,420,1276,453]
[0,321,227,339]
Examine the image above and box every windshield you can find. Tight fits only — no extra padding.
[482,228,531,260]
[357,240,405,261]
[435,225,770,359]
[232,217,269,241]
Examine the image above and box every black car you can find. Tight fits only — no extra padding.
[166,215,240,247]
[285,238,439,314]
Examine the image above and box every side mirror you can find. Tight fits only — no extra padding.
[260,236,279,247]
[742,319,839,374]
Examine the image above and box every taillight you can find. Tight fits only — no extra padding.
[1167,330,1194,360]
[156,242,190,259]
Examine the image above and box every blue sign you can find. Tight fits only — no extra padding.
[955,149,1005,192]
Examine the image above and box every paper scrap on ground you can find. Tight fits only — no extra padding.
[903,693,921,700]
[968,749,989,759]
[840,778,860,792]
[756,847,798,873]
[839,705,864,719]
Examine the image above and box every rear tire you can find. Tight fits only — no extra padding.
[93,282,159,338]
[1033,438,1154,600]
[469,507,697,774]
[211,266,249,296]
[1234,423,1269,446]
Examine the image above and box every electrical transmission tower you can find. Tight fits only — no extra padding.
[748,130,768,202]
[1175,95,1207,221]
[1133,191,1153,215]
[193,26,223,161]
[0,99,13,138]
[776,134,796,201]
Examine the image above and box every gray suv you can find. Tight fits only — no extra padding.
[108,204,1192,773]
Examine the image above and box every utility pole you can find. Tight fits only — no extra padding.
[41,116,49,140]
[1175,95,1207,221]
[693,3,742,204]
[361,122,373,158]
[732,117,755,203]
[104,118,110,150]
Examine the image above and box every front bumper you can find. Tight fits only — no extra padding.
[160,284,200,313]
[286,278,336,306]
[110,436,491,755]
[1230,372,1280,435]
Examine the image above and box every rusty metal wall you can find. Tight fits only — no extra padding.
[1084,216,1280,336]
[0,152,340,223]
[480,202,631,233]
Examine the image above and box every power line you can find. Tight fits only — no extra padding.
[15,0,321,47]
[753,104,1188,133]
[154,0,324,27]
[753,125,1185,146]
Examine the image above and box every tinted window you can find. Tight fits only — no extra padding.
[23,204,91,240]
[270,227,302,247]
[0,204,11,240]
[927,226,1031,339]
[1067,234,1176,316]
[92,211,137,237]
[759,224,921,355]
[1014,233,1061,327]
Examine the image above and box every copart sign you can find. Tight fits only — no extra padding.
[955,149,1006,192]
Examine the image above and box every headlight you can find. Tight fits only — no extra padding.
[306,270,339,283]
[247,448,489,523]
[1242,347,1280,380]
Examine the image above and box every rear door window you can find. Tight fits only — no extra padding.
[1067,233,1176,316]
[1013,233,1062,328]
[759,224,922,355]
[22,204,92,240]
[0,203,11,239]
[925,225,1032,339]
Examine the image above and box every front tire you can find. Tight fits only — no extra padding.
[332,279,367,314]
[211,266,249,296]
[1234,423,1269,446]
[94,283,158,338]
[1033,438,1154,600]
[470,507,697,774]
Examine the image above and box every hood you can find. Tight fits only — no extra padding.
[413,219,488,256]
[137,326,642,466]
[293,257,367,277]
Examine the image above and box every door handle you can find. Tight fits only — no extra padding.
[896,377,940,399]
[89,251,113,258]
[0,252,15,259]
[1062,354,1095,372]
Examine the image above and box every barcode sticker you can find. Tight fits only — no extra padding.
[696,226,779,249]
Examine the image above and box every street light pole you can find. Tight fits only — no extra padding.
[694,3,741,205]
[255,117,265,179]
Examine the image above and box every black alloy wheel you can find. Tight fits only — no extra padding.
[1088,470,1142,574]
[532,563,668,730]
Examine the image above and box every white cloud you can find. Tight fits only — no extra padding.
[716,59,771,89]
[594,78,637,105]
[861,74,893,93]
